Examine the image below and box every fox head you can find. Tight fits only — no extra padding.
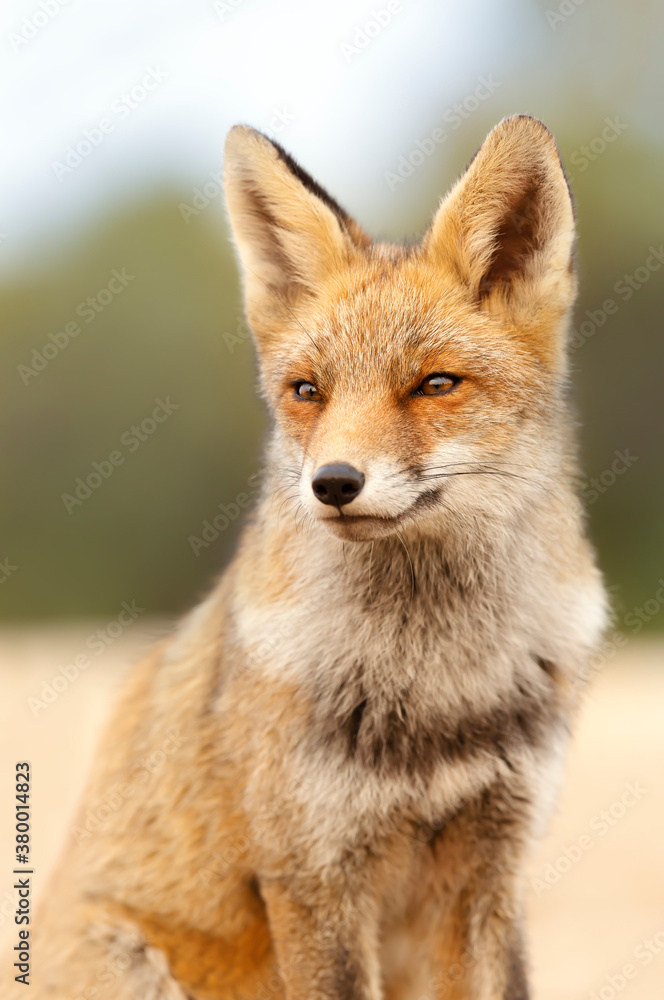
[224,116,577,544]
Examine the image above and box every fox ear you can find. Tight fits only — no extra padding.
[423,115,576,328]
[224,126,369,320]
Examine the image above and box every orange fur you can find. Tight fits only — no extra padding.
[11,117,606,999]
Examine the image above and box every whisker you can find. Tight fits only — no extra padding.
[294,502,310,533]
[244,264,324,360]
[273,483,298,499]
[416,466,553,494]
[274,492,300,532]
[396,530,416,600]
[415,461,548,481]
[417,460,540,471]
[275,489,298,514]
[419,469,532,484]
[367,540,375,606]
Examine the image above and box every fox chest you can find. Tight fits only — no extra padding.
[245,667,556,875]
[237,581,561,869]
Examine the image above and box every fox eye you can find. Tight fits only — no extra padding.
[295,381,321,401]
[418,373,459,396]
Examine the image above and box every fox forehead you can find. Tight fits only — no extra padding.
[269,253,544,394]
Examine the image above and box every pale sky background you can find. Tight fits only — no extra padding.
[0,0,662,272]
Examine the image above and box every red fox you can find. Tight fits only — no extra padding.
[17,115,606,999]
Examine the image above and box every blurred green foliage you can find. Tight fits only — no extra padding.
[1,194,265,620]
[1,122,663,626]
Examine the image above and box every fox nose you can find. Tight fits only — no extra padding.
[312,464,365,509]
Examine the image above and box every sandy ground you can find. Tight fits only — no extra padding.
[0,623,662,998]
